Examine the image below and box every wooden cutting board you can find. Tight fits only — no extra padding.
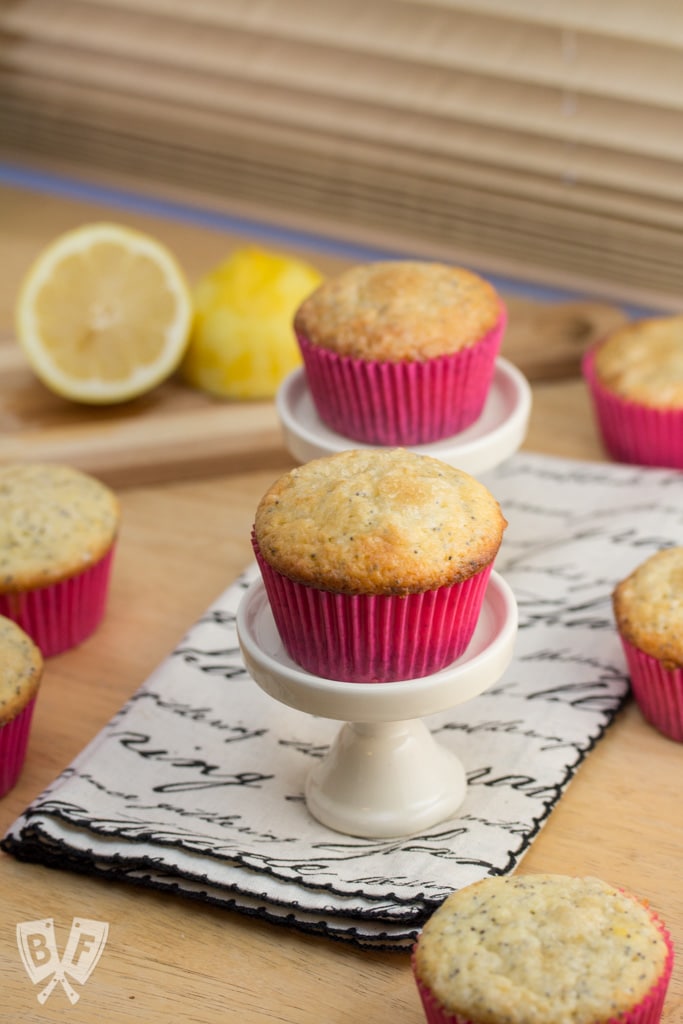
[0,181,630,486]
[0,338,285,487]
[0,295,627,488]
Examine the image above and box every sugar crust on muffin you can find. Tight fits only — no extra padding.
[0,615,43,723]
[414,873,670,1024]
[593,315,683,408]
[0,463,120,592]
[253,448,507,595]
[613,546,683,669]
[293,261,501,362]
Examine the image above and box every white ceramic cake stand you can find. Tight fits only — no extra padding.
[276,357,532,475]
[237,572,518,839]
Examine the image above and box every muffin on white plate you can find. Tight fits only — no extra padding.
[252,447,507,683]
[294,260,506,446]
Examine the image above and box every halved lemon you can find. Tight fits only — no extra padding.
[15,222,193,404]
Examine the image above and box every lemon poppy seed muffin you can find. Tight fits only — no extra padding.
[252,448,507,682]
[583,315,683,467]
[254,447,505,595]
[613,547,683,667]
[0,615,43,796]
[293,261,506,445]
[0,463,120,656]
[0,463,119,590]
[592,316,683,408]
[294,261,501,361]
[613,547,683,741]
[0,615,42,726]
[412,874,673,1024]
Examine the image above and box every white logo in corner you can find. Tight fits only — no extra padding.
[16,917,109,1004]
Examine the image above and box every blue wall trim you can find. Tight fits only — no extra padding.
[0,161,660,318]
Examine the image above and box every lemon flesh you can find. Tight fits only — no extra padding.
[181,247,323,400]
[16,222,193,404]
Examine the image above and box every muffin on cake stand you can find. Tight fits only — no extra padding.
[241,375,525,838]
[238,368,526,838]
[237,570,517,839]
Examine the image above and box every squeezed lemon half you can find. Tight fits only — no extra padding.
[180,246,323,400]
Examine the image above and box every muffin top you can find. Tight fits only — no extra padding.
[253,448,506,595]
[0,615,43,723]
[414,874,670,1024]
[613,546,683,667]
[592,315,683,408]
[0,463,120,593]
[293,260,501,361]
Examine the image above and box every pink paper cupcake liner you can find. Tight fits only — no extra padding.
[297,304,507,446]
[619,635,683,743]
[0,696,37,798]
[0,546,116,658]
[582,347,683,468]
[253,534,492,683]
[411,909,674,1024]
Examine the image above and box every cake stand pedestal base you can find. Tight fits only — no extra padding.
[306,719,466,838]
[237,573,518,839]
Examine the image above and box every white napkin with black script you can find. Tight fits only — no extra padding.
[4,453,683,950]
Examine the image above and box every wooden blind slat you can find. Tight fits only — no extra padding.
[2,0,682,304]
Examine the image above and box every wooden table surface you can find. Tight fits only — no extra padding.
[0,177,681,1023]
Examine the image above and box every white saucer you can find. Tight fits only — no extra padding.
[236,575,518,838]
[276,358,531,474]
[237,573,517,724]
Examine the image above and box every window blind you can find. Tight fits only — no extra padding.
[1,0,682,306]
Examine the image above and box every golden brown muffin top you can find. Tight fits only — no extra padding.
[593,315,683,408]
[414,874,669,1024]
[253,448,506,595]
[293,260,501,361]
[0,615,43,723]
[613,546,683,667]
[0,463,120,593]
